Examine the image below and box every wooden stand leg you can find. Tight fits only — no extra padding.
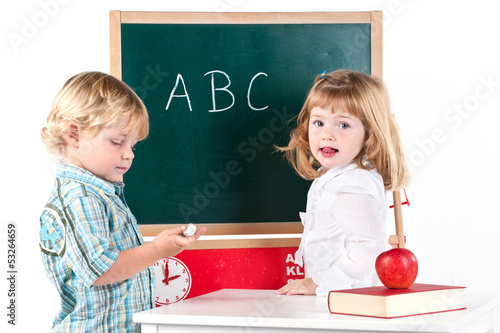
[393,190,405,248]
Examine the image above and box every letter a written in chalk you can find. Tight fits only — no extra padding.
[166,74,193,111]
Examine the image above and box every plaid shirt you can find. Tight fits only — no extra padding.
[39,163,154,332]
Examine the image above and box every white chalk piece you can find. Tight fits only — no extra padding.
[183,224,196,237]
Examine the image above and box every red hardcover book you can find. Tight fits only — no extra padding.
[328,284,466,318]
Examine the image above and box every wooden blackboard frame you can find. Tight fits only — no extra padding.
[109,11,383,249]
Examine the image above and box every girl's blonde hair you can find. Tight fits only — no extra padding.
[280,70,409,191]
[41,71,149,157]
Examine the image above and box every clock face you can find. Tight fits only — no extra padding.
[153,257,192,306]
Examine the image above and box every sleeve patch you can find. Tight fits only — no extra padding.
[39,204,67,257]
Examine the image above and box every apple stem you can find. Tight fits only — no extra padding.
[393,190,405,248]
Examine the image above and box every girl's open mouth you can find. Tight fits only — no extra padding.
[320,147,338,157]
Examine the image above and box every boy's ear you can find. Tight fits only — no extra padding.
[65,121,81,148]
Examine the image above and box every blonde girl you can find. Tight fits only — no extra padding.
[277,70,409,296]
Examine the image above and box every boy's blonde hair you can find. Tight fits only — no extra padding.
[41,71,149,157]
[280,70,409,191]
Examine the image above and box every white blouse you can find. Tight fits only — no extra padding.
[294,161,391,296]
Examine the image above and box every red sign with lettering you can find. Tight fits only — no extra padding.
[163,247,304,303]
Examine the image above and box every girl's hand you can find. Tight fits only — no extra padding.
[152,225,206,259]
[276,278,318,295]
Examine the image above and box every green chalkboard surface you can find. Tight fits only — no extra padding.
[113,12,379,226]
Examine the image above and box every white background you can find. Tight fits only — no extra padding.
[1,0,499,331]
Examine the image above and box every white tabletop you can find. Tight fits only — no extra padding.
[133,289,500,332]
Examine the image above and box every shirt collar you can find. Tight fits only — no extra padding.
[315,160,358,188]
[55,163,125,195]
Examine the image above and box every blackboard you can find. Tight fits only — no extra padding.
[109,11,382,237]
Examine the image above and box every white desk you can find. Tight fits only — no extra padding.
[134,289,499,333]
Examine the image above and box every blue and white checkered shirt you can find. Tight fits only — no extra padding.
[39,163,154,332]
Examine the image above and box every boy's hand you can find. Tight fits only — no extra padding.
[93,225,206,286]
[152,225,206,259]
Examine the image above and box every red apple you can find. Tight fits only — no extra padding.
[375,248,418,289]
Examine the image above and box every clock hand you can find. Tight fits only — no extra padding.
[167,275,181,283]
[162,263,170,285]
[162,263,182,285]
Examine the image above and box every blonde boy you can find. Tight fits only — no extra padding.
[40,71,205,332]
